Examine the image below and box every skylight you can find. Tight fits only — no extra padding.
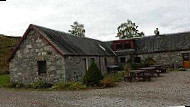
[98,44,106,51]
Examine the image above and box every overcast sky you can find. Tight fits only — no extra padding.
[0,0,189,41]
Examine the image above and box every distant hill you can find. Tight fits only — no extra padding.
[0,34,21,74]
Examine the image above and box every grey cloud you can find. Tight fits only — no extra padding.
[0,0,189,40]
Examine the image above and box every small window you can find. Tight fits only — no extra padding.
[37,61,47,75]
[104,58,107,66]
[116,43,122,50]
[183,53,189,61]
[90,58,95,63]
[134,57,141,63]
[120,57,126,63]
[83,58,88,71]
[125,42,131,49]
[98,44,106,51]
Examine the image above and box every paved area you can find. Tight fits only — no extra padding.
[0,71,190,107]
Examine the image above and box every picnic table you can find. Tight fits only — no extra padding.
[124,70,151,82]
[139,67,160,77]
[131,70,145,76]
[150,65,167,73]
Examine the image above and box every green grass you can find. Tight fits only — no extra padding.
[0,74,10,87]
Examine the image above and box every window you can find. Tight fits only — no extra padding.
[116,43,122,50]
[120,57,126,63]
[83,58,88,71]
[98,44,106,51]
[183,53,189,61]
[134,57,141,63]
[104,58,107,66]
[37,61,47,75]
[125,42,131,49]
[90,58,95,63]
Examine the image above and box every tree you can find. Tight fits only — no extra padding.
[83,62,104,86]
[68,21,85,37]
[116,20,144,39]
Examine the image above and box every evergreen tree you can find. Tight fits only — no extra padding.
[83,63,104,86]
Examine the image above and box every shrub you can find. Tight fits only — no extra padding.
[53,82,87,90]
[4,82,24,88]
[178,67,186,71]
[83,63,104,86]
[30,80,53,89]
[101,77,115,88]
[124,65,131,76]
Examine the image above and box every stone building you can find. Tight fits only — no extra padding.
[107,32,190,68]
[9,24,115,84]
[9,24,190,84]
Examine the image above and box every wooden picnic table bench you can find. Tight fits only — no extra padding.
[139,67,161,77]
[124,70,151,82]
[150,65,166,73]
[136,73,151,82]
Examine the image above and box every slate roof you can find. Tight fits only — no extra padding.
[32,24,115,56]
[135,32,190,54]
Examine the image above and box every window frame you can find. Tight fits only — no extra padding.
[125,42,132,49]
[116,43,122,50]
[183,53,189,61]
[134,57,141,63]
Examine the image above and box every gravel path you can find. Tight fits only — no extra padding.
[0,71,190,107]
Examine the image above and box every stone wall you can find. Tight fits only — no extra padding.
[9,30,66,84]
[117,51,188,68]
[138,51,183,67]
[64,56,115,81]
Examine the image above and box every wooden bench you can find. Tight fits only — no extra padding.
[124,70,151,82]
[136,73,151,82]
[151,65,167,73]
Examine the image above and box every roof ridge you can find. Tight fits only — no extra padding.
[31,24,102,43]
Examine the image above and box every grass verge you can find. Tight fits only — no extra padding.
[0,74,10,87]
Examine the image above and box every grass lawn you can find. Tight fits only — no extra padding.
[0,74,10,87]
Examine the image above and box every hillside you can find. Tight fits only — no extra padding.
[0,34,20,74]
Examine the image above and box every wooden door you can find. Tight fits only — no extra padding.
[182,53,190,68]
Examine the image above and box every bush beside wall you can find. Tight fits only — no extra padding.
[83,62,104,86]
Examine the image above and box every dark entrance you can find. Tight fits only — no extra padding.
[37,61,47,75]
